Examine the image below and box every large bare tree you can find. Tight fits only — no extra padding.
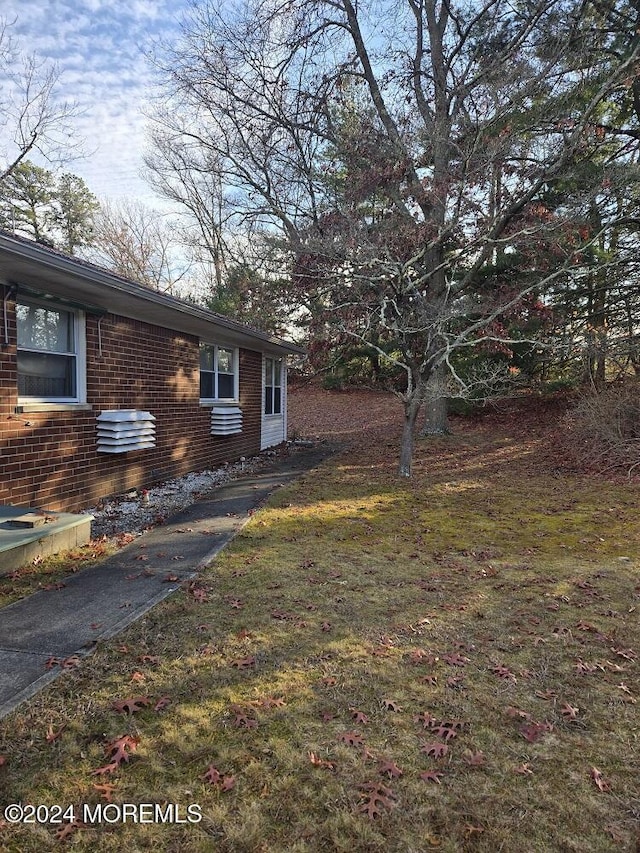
[148,0,640,474]
[89,200,191,294]
[0,17,81,181]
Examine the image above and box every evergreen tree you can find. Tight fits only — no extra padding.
[53,172,99,254]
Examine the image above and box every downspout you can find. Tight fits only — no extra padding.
[3,283,17,347]
[97,315,104,357]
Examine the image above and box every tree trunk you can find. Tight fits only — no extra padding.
[421,364,450,436]
[399,395,422,477]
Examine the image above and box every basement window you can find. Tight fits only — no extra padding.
[16,298,86,403]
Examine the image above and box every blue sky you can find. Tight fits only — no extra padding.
[1,0,188,207]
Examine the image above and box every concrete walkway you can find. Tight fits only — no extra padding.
[0,442,336,719]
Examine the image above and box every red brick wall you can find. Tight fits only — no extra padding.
[0,300,264,512]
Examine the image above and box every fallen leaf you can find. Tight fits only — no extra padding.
[611,646,636,661]
[520,721,552,743]
[560,702,579,721]
[231,656,256,669]
[232,709,258,729]
[93,783,117,802]
[338,731,364,748]
[378,759,403,779]
[91,762,119,776]
[506,706,531,720]
[356,782,397,818]
[421,741,448,759]
[590,766,610,792]
[190,587,208,602]
[414,712,437,729]
[433,724,458,742]
[463,749,486,767]
[91,733,139,775]
[309,751,335,770]
[490,663,516,681]
[55,820,81,841]
[111,696,151,715]
[45,724,65,743]
[419,770,444,784]
[616,683,637,702]
[535,689,557,700]
[443,652,469,667]
[256,696,286,710]
[350,708,369,725]
[202,764,235,791]
[203,765,222,785]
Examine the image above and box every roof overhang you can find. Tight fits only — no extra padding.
[0,233,305,357]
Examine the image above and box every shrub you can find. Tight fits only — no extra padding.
[570,382,640,474]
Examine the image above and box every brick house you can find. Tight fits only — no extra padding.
[0,231,303,513]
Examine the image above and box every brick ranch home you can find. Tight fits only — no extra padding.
[0,231,304,513]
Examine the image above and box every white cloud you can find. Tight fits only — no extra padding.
[1,0,185,208]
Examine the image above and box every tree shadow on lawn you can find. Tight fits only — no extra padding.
[2,492,638,852]
[1,409,639,851]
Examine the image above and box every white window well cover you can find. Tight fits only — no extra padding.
[210,406,242,436]
[97,410,156,453]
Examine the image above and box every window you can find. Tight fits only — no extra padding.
[16,299,85,402]
[264,356,283,415]
[200,344,237,400]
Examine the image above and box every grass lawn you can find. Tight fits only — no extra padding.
[0,390,638,851]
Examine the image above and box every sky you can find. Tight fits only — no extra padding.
[1,0,189,209]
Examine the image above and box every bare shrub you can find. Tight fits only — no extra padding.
[570,383,640,474]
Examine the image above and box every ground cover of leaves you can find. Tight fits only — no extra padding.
[0,388,638,852]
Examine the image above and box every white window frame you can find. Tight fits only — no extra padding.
[199,343,239,402]
[16,297,86,405]
[264,356,283,416]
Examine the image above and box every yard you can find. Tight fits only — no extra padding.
[0,386,638,851]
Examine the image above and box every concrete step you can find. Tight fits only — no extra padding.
[0,506,92,573]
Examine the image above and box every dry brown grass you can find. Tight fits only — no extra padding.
[0,389,638,852]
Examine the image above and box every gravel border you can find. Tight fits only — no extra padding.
[81,447,288,541]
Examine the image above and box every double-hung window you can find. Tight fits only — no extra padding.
[16,299,85,403]
[264,356,283,415]
[200,343,237,401]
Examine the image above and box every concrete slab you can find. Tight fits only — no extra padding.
[0,650,64,712]
[0,506,92,574]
